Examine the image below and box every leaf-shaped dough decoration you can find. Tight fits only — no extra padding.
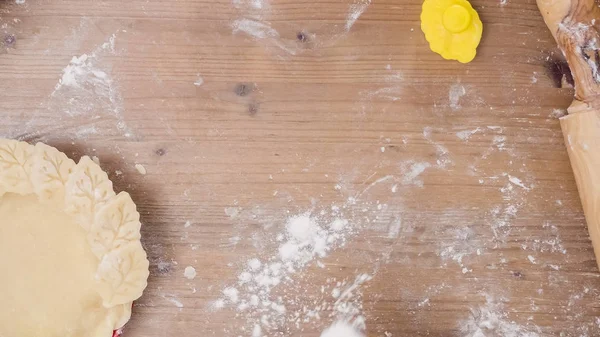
[108,303,133,330]
[30,142,76,201]
[89,192,142,258]
[65,156,115,230]
[0,139,34,194]
[96,241,150,307]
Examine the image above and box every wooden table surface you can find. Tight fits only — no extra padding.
[2,0,600,336]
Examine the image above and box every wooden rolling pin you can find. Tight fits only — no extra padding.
[537,0,600,269]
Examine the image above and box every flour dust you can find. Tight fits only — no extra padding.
[12,30,133,142]
[459,296,541,337]
[321,320,365,337]
[213,208,371,335]
[345,0,371,31]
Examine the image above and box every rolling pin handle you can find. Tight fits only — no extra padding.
[537,0,600,271]
[537,0,600,111]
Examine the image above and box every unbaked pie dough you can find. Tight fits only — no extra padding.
[0,139,150,337]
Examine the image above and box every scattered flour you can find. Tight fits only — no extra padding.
[194,75,204,86]
[460,297,540,337]
[438,227,480,271]
[550,108,567,118]
[51,52,122,117]
[230,18,297,55]
[225,206,242,218]
[521,222,567,254]
[162,294,184,309]
[252,324,262,337]
[53,33,118,99]
[74,126,98,138]
[233,0,269,11]
[456,128,482,141]
[345,0,371,31]
[449,83,466,111]
[531,72,538,83]
[487,174,530,243]
[41,31,134,139]
[400,161,431,187]
[422,127,453,168]
[215,209,365,335]
[387,218,402,239]
[321,320,365,337]
[507,174,530,191]
[232,19,278,39]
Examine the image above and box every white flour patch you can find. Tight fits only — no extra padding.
[449,83,466,111]
[42,31,134,139]
[252,324,261,337]
[162,294,184,309]
[194,75,204,86]
[232,18,278,39]
[52,53,122,117]
[460,297,540,337]
[184,266,197,280]
[400,161,431,187]
[74,126,98,138]
[506,174,530,191]
[250,0,266,9]
[321,320,365,337]
[52,33,118,96]
[346,0,371,31]
[456,128,482,141]
[225,206,242,218]
[492,136,506,151]
[15,0,25,4]
[387,217,402,238]
[231,18,297,55]
[233,0,270,12]
[549,108,567,118]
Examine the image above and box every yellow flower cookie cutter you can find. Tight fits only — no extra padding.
[421,0,483,63]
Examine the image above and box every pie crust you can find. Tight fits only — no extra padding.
[0,139,149,337]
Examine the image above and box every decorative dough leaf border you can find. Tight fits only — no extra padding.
[0,139,149,330]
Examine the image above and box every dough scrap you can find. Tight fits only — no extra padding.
[0,139,149,337]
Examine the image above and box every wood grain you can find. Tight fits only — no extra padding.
[1,0,599,336]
